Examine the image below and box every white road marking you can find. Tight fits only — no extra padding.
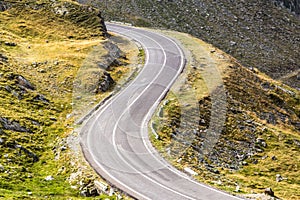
[83,23,245,200]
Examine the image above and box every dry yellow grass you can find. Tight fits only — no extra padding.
[0,1,138,198]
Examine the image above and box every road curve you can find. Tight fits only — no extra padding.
[80,23,243,200]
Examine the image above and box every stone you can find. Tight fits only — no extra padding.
[4,85,12,93]
[211,168,220,174]
[261,82,274,91]
[256,138,267,148]
[94,180,108,192]
[0,2,10,12]
[230,41,237,46]
[264,188,274,196]
[4,42,17,46]
[262,155,268,160]
[54,6,69,16]
[97,72,115,93]
[97,41,126,70]
[235,185,240,192]
[16,75,35,90]
[109,188,115,196]
[256,138,265,143]
[276,174,283,182]
[261,141,267,147]
[16,145,39,162]
[33,94,50,103]
[66,113,72,119]
[0,53,8,63]
[184,167,198,176]
[39,69,46,73]
[61,146,67,151]
[0,117,30,132]
[242,161,248,166]
[199,119,206,125]
[252,159,258,164]
[256,148,264,153]
[45,175,54,181]
[0,164,4,172]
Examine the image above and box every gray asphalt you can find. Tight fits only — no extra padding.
[80,23,244,200]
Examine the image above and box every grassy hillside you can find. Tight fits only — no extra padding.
[80,0,300,90]
[149,30,300,200]
[0,0,135,198]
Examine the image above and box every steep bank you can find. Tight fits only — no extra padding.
[0,0,134,198]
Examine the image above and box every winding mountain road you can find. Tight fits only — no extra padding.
[80,23,243,200]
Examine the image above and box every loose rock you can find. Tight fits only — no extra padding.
[0,164,4,172]
[45,175,54,181]
[264,188,274,196]
[276,174,283,182]
[4,42,17,46]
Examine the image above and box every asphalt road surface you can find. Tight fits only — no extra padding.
[80,23,244,200]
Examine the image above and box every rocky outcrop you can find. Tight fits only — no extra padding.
[0,1,11,12]
[0,117,30,133]
[98,41,126,70]
[3,74,43,100]
[33,94,50,104]
[0,53,8,63]
[16,75,35,91]
[74,40,124,96]
[74,69,115,95]
[15,144,39,162]
[0,139,39,162]
[97,72,115,93]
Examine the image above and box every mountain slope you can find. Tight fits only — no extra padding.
[81,0,300,90]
